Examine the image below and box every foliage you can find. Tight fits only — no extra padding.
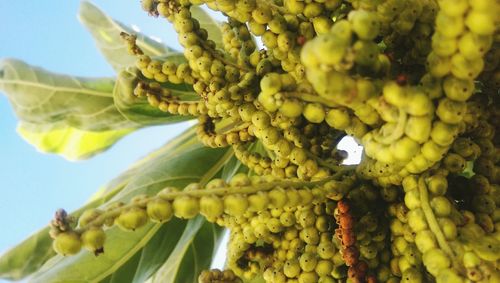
[1,1,499,283]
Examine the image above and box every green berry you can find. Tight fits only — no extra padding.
[268,188,288,208]
[423,248,450,276]
[407,208,428,232]
[404,189,421,210]
[436,98,466,124]
[299,252,318,272]
[435,269,464,283]
[465,10,496,35]
[437,218,457,240]
[435,13,464,38]
[431,32,457,57]
[297,209,315,228]
[430,121,458,146]
[261,127,280,146]
[266,218,283,233]
[471,195,495,214]
[277,32,295,52]
[238,103,257,122]
[312,16,332,34]
[147,198,173,223]
[284,0,304,14]
[450,53,484,80]
[300,227,319,245]
[252,7,272,24]
[458,32,492,60]
[303,2,322,18]
[53,232,82,256]
[284,259,301,278]
[383,82,406,108]
[260,73,282,95]
[426,175,448,196]
[421,141,448,162]
[280,99,303,118]
[279,211,296,227]
[224,194,249,216]
[116,207,148,231]
[248,192,270,212]
[462,251,481,268]
[403,244,422,266]
[430,196,452,217]
[317,242,335,259]
[392,137,420,162]
[401,267,424,283]
[303,103,325,123]
[353,40,379,66]
[438,0,469,16]
[81,227,106,254]
[252,111,271,128]
[350,10,380,40]
[315,260,333,277]
[200,195,224,220]
[79,209,104,228]
[205,179,226,190]
[404,91,432,116]
[315,35,348,66]
[442,76,474,101]
[415,230,437,253]
[173,196,199,219]
[427,52,451,78]
[325,108,351,130]
[443,153,466,173]
[261,31,278,48]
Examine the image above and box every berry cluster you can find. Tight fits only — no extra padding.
[48,0,499,282]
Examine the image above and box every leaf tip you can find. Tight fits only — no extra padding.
[77,0,100,23]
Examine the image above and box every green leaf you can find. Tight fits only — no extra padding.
[0,59,134,132]
[27,138,232,282]
[17,121,133,160]
[0,59,197,159]
[99,217,223,283]
[105,248,142,283]
[0,176,127,281]
[109,143,234,202]
[113,66,198,125]
[220,150,247,181]
[0,126,197,281]
[78,1,175,72]
[30,223,163,283]
[191,6,223,49]
[129,218,189,283]
[0,229,54,282]
[92,126,199,199]
[458,160,475,179]
[148,217,224,283]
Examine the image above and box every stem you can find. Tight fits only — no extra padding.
[216,120,251,134]
[418,176,452,255]
[159,96,201,104]
[418,176,465,275]
[256,0,286,14]
[79,170,352,231]
[373,109,407,144]
[285,91,340,108]
[307,151,349,172]
[199,38,251,71]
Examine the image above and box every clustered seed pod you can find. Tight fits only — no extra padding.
[40,0,500,281]
[334,200,374,282]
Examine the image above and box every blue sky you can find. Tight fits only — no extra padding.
[0,0,190,269]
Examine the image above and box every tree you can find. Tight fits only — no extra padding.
[0,1,498,282]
